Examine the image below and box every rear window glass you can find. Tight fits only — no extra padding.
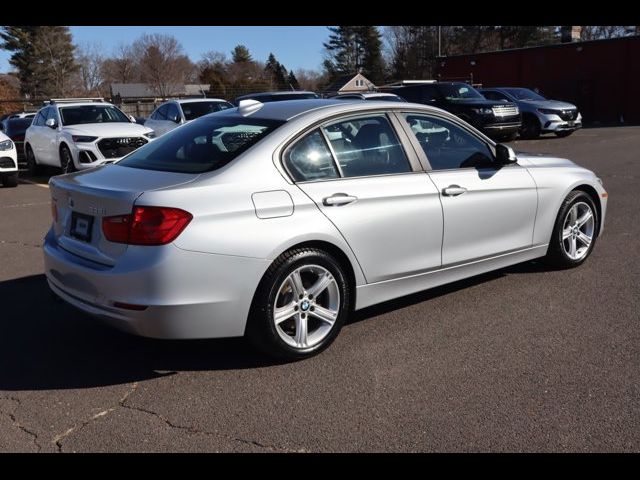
[182,101,233,121]
[117,116,284,174]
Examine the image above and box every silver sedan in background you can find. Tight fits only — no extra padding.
[44,99,607,359]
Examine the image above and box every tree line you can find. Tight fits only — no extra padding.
[1,25,638,105]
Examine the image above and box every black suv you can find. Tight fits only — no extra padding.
[391,82,521,141]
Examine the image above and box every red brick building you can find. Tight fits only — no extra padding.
[436,35,640,124]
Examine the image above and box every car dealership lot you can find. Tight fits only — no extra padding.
[1,126,638,452]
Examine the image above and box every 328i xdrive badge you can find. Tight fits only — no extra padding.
[44,98,607,359]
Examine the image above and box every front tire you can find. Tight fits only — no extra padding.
[520,115,541,139]
[1,172,18,188]
[246,248,352,360]
[544,191,598,268]
[60,145,76,174]
[25,144,41,176]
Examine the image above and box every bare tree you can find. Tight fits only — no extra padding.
[294,68,327,91]
[75,42,105,95]
[101,43,141,85]
[134,33,193,97]
[581,26,636,41]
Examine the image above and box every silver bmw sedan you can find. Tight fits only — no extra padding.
[44,99,608,359]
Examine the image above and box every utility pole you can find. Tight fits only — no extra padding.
[438,26,442,57]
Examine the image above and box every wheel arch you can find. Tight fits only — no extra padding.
[572,184,602,236]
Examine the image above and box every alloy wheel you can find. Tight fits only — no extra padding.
[562,201,595,260]
[273,264,340,349]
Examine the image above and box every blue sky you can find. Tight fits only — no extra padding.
[0,26,331,73]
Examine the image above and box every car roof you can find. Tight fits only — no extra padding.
[217,98,436,122]
[50,102,114,108]
[174,98,230,104]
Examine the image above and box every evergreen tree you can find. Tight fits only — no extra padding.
[323,26,386,83]
[264,52,287,89]
[287,70,300,90]
[232,44,252,63]
[1,26,77,98]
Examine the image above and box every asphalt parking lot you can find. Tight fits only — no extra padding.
[1,126,639,452]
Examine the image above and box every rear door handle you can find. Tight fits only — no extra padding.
[442,185,467,197]
[323,193,358,206]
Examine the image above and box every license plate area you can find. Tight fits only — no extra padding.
[70,212,94,242]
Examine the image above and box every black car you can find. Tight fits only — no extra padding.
[233,91,319,106]
[391,82,521,141]
[0,117,33,163]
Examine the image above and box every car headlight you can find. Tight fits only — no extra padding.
[472,108,493,115]
[144,131,156,139]
[537,108,558,115]
[72,135,98,143]
[0,139,14,151]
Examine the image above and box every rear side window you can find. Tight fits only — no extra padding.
[284,130,339,182]
[118,116,284,174]
[182,101,233,121]
[322,115,411,178]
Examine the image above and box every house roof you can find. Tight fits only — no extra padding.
[110,83,211,98]
[322,74,361,93]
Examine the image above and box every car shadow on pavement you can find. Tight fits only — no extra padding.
[0,261,555,391]
[0,274,287,391]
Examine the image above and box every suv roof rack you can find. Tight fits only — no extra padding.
[44,97,105,105]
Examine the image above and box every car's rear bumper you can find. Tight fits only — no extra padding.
[43,229,270,339]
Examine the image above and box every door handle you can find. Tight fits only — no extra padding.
[323,193,358,206]
[442,185,467,197]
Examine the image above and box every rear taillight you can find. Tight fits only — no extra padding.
[102,206,192,245]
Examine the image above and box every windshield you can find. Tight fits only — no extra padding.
[60,105,130,126]
[117,116,284,174]
[371,95,406,102]
[504,88,546,101]
[268,93,318,101]
[182,101,233,121]
[437,83,484,100]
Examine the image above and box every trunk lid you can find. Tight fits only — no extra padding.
[49,164,200,265]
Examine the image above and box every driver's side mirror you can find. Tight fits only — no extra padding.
[169,114,181,124]
[129,115,137,123]
[495,143,517,164]
[45,118,58,129]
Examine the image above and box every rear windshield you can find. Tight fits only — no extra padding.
[6,118,33,134]
[182,101,233,121]
[117,116,284,174]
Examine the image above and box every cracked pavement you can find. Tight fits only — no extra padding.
[1,127,639,452]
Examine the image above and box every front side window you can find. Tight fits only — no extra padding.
[284,130,338,182]
[321,115,412,178]
[166,103,181,122]
[436,83,484,101]
[403,114,495,170]
[33,110,47,126]
[118,116,284,174]
[60,105,130,126]
[181,101,233,121]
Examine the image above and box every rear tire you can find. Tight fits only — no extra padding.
[544,190,598,268]
[1,172,18,188]
[25,144,41,176]
[60,145,76,174]
[520,115,541,139]
[246,248,352,360]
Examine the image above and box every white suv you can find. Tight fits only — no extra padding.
[0,131,18,187]
[144,98,232,137]
[24,99,156,174]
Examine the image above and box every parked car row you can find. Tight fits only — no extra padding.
[0,83,582,188]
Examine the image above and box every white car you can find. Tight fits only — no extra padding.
[0,131,18,187]
[24,99,156,175]
[144,98,233,137]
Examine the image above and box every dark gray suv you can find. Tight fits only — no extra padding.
[480,87,582,139]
